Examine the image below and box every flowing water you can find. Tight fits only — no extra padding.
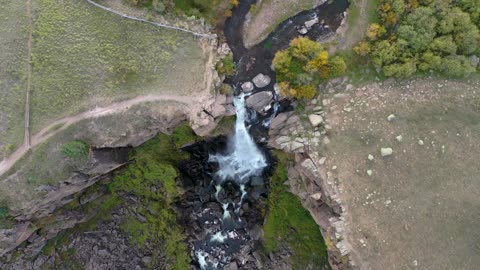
[208,93,268,184]
[182,1,349,268]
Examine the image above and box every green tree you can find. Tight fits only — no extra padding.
[439,55,475,76]
[383,59,417,77]
[371,40,400,67]
[418,51,442,71]
[430,35,457,55]
[398,7,437,52]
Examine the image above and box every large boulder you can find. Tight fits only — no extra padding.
[252,73,271,88]
[241,81,254,92]
[245,91,273,112]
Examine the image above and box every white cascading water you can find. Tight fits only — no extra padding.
[196,93,269,270]
[208,93,267,183]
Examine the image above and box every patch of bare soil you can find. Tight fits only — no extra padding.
[323,77,480,269]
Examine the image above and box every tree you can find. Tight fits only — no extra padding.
[290,37,322,59]
[418,51,442,71]
[305,51,329,72]
[383,59,417,77]
[272,37,345,100]
[367,23,386,40]
[430,35,457,55]
[398,7,437,52]
[272,50,292,74]
[354,42,371,56]
[439,55,475,77]
[371,40,400,67]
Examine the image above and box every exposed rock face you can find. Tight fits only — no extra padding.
[245,91,273,113]
[252,73,271,88]
[267,101,352,270]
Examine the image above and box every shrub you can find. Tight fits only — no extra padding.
[216,54,236,77]
[61,140,89,159]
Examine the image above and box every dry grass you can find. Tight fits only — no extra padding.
[29,0,208,133]
[0,0,29,158]
[322,77,480,269]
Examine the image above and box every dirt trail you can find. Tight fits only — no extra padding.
[0,94,198,176]
[0,42,217,177]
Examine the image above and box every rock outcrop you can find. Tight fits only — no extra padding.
[267,97,353,270]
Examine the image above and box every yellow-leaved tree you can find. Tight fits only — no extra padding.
[272,37,346,100]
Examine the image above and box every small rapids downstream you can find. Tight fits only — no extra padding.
[178,0,348,269]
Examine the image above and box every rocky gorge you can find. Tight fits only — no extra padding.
[0,0,354,269]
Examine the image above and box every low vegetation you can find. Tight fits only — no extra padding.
[215,53,236,77]
[0,0,28,158]
[107,122,197,269]
[273,37,346,99]
[354,0,480,77]
[263,150,329,269]
[60,140,89,160]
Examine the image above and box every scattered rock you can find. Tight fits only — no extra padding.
[225,262,238,270]
[245,91,273,112]
[241,81,254,92]
[418,140,424,146]
[252,73,271,88]
[308,114,324,127]
[380,147,393,157]
[368,154,374,161]
[298,27,308,34]
[387,114,396,122]
[346,84,354,91]
[310,193,322,200]
[319,157,327,165]
[304,17,319,29]
[396,135,403,142]
[367,170,373,176]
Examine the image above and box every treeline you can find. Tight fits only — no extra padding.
[355,0,480,77]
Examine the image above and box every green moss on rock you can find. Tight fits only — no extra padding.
[263,150,330,269]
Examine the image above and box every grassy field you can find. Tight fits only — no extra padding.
[29,0,207,133]
[0,0,29,159]
[243,0,319,47]
[322,77,480,269]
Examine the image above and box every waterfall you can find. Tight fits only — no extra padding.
[195,93,269,270]
[208,93,267,184]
